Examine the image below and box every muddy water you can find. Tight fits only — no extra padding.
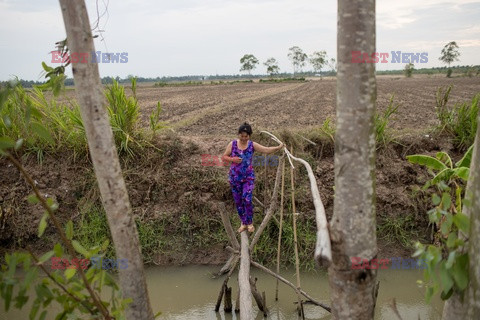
[0,265,443,319]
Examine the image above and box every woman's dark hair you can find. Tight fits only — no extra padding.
[238,122,253,135]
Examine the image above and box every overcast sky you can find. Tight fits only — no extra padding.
[1,0,479,81]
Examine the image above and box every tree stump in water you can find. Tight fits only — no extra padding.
[224,286,233,313]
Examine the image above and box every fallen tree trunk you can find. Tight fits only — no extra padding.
[239,232,254,319]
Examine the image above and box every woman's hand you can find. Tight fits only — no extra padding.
[231,156,242,164]
[277,143,284,151]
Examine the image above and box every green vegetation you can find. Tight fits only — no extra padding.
[264,57,280,77]
[0,77,165,160]
[407,147,472,302]
[309,51,327,75]
[288,46,308,75]
[374,95,400,147]
[239,54,259,74]
[439,41,461,78]
[376,65,480,77]
[377,213,418,248]
[0,83,146,319]
[404,63,414,77]
[435,85,479,150]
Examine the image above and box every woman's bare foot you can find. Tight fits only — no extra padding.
[238,224,247,233]
[247,224,255,233]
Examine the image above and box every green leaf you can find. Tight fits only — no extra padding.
[41,61,54,72]
[453,213,470,234]
[71,240,90,258]
[446,233,457,249]
[14,289,29,309]
[27,194,39,204]
[23,268,38,289]
[436,151,453,168]
[65,220,73,240]
[441,288,453,300]
[446,251,456,269]
[38,213,48,237]
[29,300,40,320]
[453,254,469,290]
[453,167,470,181]
[4,284,13,311]
[407,154,447,171]
[53,243,63,257]
[38,251,54,264]
[455,144,474,168]
[425,286,434,304]
[0,136,15,151]
[30,122,54,145]
[439,262,454,293]
[441,218,450,236]
[38,310,47,320]
[432,194,441,206]
[46,198,58,211]
[441,192,451,210]
[432,168,454,184]
[64,268,76,280]
[412,243,425,258]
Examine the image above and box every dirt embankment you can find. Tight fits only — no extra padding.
[2,76,478,266]
[0,131,462,267]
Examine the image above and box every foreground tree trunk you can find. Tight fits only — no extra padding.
[441,102,480,319]
[466,122,480,317]
[442,103,480,319]
[58,1,154,319]
[328,0,378,319]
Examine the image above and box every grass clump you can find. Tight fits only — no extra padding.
[435,85,479,151]
[377,213,419,248]
[0,78,166,160]
[375,94,399,146]
[375,94,399,147]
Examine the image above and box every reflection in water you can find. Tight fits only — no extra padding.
[0,265,443,319]
[145,265,443,320]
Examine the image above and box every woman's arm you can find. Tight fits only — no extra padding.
[253,141,284,154]
[222,141,242,164]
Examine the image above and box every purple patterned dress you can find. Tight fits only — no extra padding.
[228,140,255,225]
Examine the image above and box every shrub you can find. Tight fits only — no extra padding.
[435,85,479,150]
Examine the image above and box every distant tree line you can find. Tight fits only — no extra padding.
[239,46,337,77]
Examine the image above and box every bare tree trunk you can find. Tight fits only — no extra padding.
[467,134,480,316]
[328,0,377,319]
[58,1,154,319]
[442,109,480,319]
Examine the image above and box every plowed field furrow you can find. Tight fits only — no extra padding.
[167,83,306,134]
[133,76,480,136]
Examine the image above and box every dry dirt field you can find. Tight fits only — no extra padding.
[135,75,480,139]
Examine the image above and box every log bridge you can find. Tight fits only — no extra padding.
[214,132,332,320]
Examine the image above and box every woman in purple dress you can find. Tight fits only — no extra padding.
[222,123,283,233]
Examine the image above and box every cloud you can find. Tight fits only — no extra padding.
[0,0,478,80]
